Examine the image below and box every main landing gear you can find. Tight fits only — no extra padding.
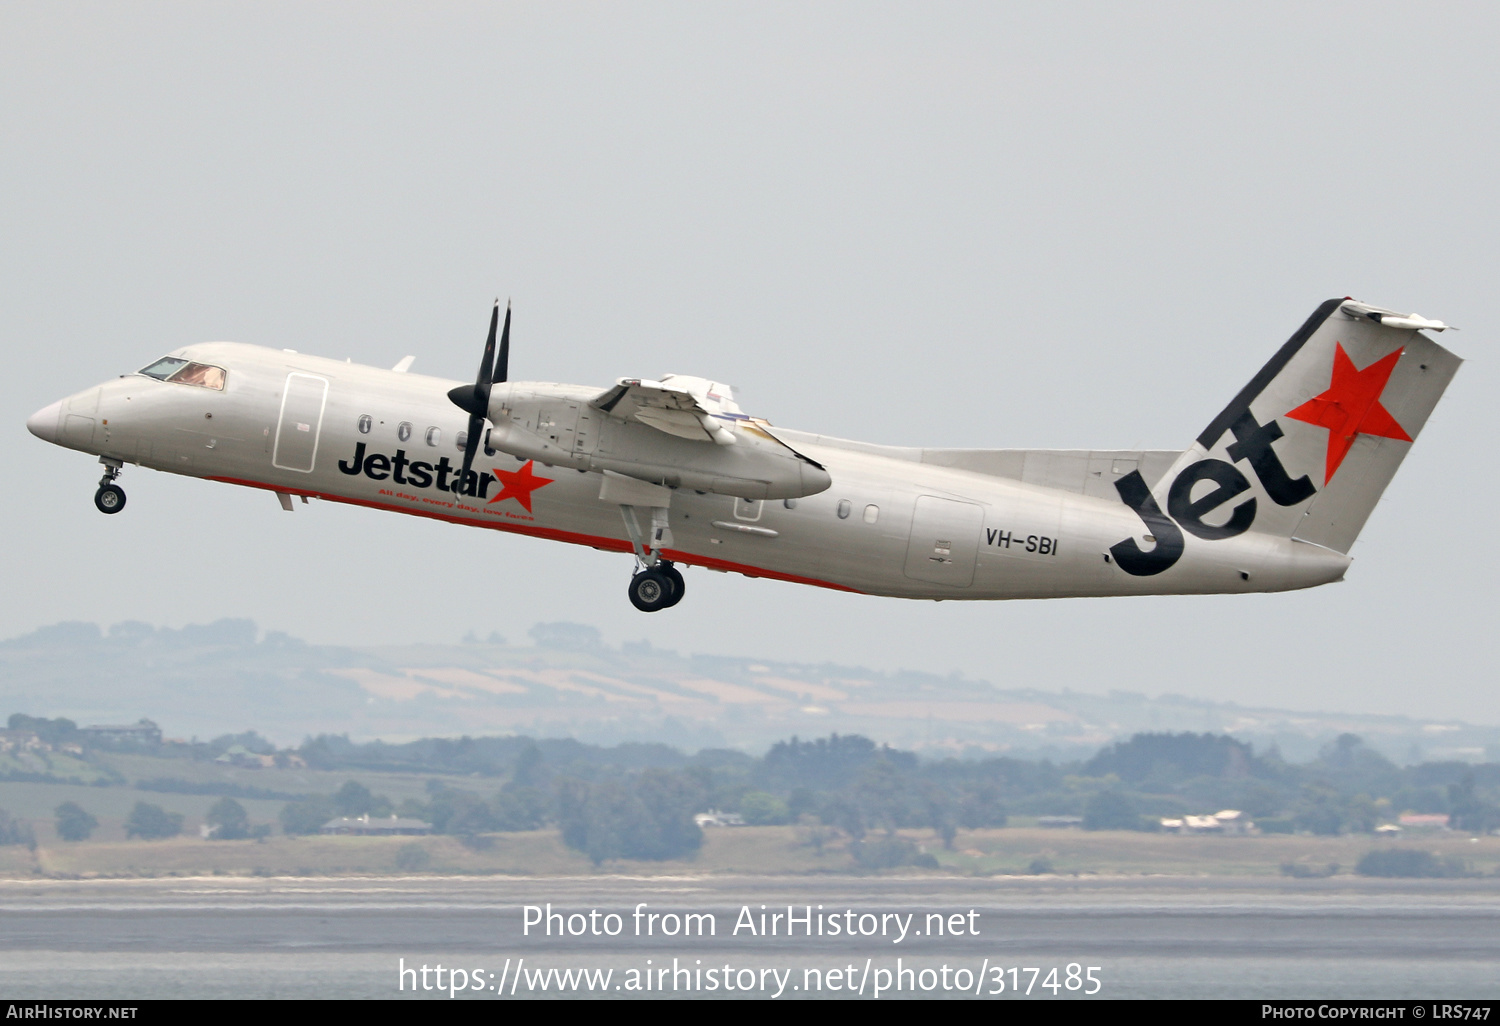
[617,501,685,612]
[94,458,126,515]
[629,560,685,613]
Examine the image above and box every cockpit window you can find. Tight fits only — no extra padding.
[138,358,226,390]
[139,357,187,380]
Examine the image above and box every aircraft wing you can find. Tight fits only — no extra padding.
[590,375,740,445]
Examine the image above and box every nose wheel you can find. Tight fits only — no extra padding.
[628,561,685,612]
[93,458,126,514]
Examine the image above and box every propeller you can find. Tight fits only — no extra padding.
[448,300,511,489]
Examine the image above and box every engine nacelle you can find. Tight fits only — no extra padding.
[485,383,831,501]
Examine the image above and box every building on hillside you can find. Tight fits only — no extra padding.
[0,731,46,754]
[320,814,433,836]
[1159,810,1255,835]
[694,810,745,827]
[79,720,161,747]
[1397,813,1450,831]
[215,745,275,769]
[1213,810,1253,835]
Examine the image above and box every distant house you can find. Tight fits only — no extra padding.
[694,810,745,828]
[1375,823,1403,836]
[320,814,433,836]
[0,730,46,754]
[79,720,161,747]
[215,745,275,769]
[1160,810,1254,835]
[1397,813,1450,830]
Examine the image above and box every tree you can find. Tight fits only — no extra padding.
[8,715,78,745]
[54,802,97,841]
[1356,849,1469,879]
[916,782,957,849]
[556,770,704,864]
[491,788,548,831]
[849,834,936,870]
[1084,732,1261,785]
[333,780,374,817]
[957,783,1008,829]
[1292,784,1349,835]
[332,780,390,817]
[280,795,335,836]
[761,734,913,792]
[0,810,35,848]
[1083,791,1142,831]
[205,797,252,840]
[1448,774,1500,834]
[509,740,547,789]
[421,784,491,836]
[124,802,182,840]
[739,791,790,826]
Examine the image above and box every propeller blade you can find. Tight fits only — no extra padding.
[477,301,499,388]
[449,300,508,490]
[447,300,501,418]
[458,414,482,490]
[495,301,511,384]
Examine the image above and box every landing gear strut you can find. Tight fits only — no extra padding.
[629,561,685,613]
[618,501,685,611]
[94,458,126,515]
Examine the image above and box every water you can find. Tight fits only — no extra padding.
[1,875,1496,999]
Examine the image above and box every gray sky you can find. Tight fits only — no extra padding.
[4,3,1496,723]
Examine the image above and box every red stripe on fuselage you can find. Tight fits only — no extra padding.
[205,475,860,594]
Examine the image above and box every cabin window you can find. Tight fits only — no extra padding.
[425,426,441,446]
[455,430,468,451]
[863,504,879,524]
[138,357,226,390]
[783,498,798,510]
[357,415,372,434]
[398,422,412,442]
[837,499,851,519]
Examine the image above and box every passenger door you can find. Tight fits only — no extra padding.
[903,495,984,587]
[272,373,329,473]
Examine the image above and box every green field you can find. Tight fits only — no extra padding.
[5,826,1498,880]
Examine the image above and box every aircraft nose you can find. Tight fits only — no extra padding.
[26,400,62,443]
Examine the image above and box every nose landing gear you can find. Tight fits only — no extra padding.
[94,458,126,515]
[628,560,685,612]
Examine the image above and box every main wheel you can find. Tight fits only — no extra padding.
[659,563,685,608]
[628,569,673,612]
[94,484,126,514]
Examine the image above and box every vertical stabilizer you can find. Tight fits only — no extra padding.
[1183,298,1460,553]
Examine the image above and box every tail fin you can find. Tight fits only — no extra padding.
[1184,298,1460,553]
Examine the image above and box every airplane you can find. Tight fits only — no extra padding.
[27,297,1459,612]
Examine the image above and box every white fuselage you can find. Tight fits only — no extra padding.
[28,342,1351,600]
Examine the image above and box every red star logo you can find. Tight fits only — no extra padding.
[1285,342,1412,484]
[487,460,555,512]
